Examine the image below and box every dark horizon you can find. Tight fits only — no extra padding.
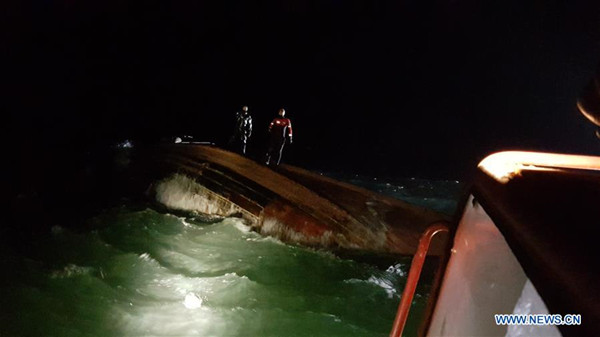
[6,0,600,181]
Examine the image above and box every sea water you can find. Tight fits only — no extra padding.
[0,169,459,337]
[0,206,435,337]
[322,172,463,215]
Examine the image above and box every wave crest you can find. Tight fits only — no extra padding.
[154,174,243,218]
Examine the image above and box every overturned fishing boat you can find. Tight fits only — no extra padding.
[135,144,451,256]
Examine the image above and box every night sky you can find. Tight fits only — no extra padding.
[5,0,600,180]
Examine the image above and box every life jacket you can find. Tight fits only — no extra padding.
[268,118,293,139]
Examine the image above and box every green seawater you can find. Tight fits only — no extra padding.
[0,207,430,336]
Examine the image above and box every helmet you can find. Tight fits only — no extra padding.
[242,106,249,112]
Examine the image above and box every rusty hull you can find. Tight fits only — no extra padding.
[150,144,450,255]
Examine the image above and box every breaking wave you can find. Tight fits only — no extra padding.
[345,263,409,299]
[154,173,244,218]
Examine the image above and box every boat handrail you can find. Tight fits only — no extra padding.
[389,222,449,337]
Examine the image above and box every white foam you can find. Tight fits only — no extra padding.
[50,264,94,279]
[154,174,240,216]
[222,217,251,234]
[260,217,336,247]
[139,253,153,261]
[183,292,203,309]
[386,263,407,277]
[367,275,397,298]
[345,272,401,299]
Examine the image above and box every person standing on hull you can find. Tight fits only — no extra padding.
[265,108,293,166]
[230,105,253,155]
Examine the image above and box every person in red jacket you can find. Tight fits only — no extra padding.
[265,108,293,166]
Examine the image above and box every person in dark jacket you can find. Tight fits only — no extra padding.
[230,105,253,155]
[265,108,293,166]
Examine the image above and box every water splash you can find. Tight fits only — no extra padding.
[0,207,427,336]
[154,173,245,219]
[183,292,203,309]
